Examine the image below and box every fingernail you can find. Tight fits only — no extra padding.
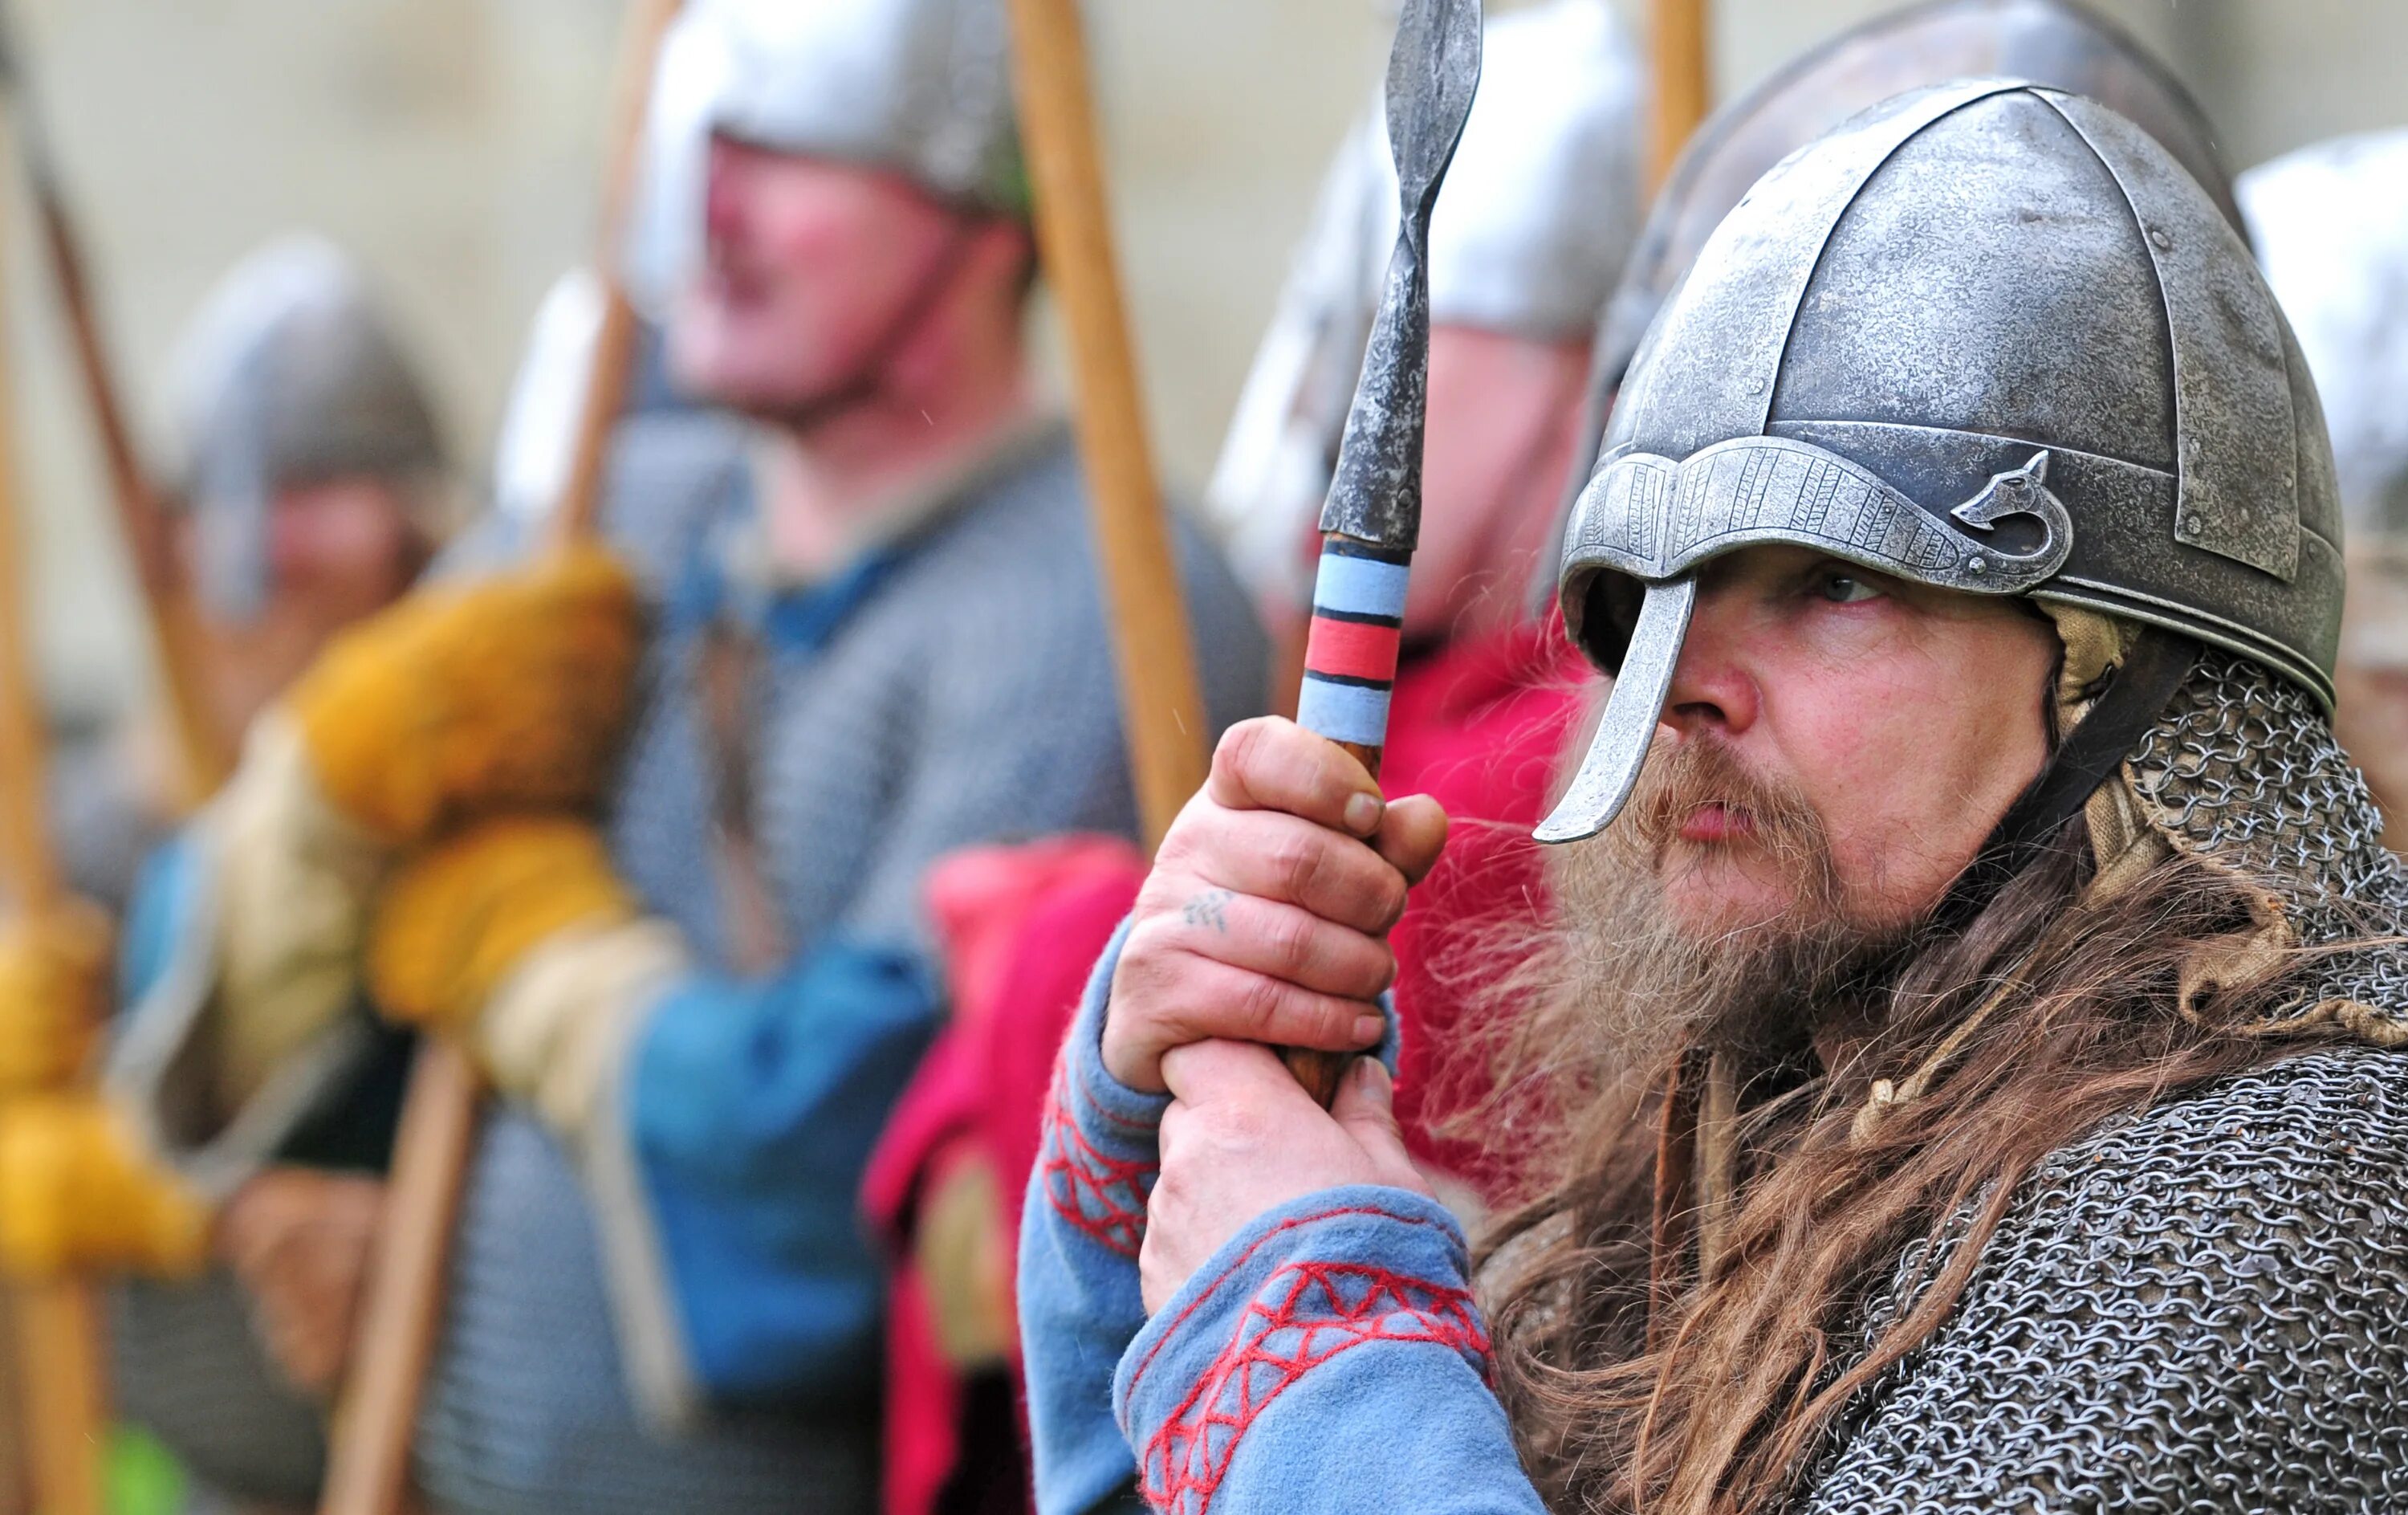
[1344,792,1383,836]
[1352,1055,1387,1093]
[1352,1013,1386,1047]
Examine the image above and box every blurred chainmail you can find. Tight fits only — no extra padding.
[1790,649,2408,1509]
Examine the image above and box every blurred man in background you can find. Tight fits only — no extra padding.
[2242,128,2408,837]
[8,234,451,1514]
[62,3,1264,1515]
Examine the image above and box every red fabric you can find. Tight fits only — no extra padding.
[1304,613,1404,683]
[865,839,1147,1515]
[1381,619,1584,1190]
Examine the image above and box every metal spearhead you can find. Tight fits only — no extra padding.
[1283,0,1479,1110]
[1317,0,1483,551]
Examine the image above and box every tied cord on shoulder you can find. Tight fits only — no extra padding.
[1933,625,2199,935]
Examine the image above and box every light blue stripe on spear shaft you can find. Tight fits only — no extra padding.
[1312,551,1411,619]
[1296,674,1393,747]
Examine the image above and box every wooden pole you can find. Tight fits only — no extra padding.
[1003,0,1210,851]
[1648,0,1712,192]
[0,110,105,1515]
[319,6,684,1513]
[26,160,230,802]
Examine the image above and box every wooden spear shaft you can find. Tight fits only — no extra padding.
[1003,0,1210,851]
[317,5,684,1513]
[1648,0,1712,192]
[23,156,228,802]
[0,112,106,1515]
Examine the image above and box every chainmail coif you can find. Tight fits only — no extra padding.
[1792,650,2408,1512]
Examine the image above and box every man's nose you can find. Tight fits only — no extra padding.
[1662,607,1759,736]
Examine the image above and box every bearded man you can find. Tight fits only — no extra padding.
[1020,80,2408,1513]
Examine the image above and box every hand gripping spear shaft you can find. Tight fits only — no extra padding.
[1287,0,1481,1107]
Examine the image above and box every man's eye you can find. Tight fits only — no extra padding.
[1817,570,1883,604]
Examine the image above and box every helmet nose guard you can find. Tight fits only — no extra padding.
[1539,78,2343,845]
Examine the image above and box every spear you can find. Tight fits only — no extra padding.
[0,99,107,1515]
[317,6,685,1513]
[1286,0,1481,1106]
[0,9,230,804]
[1001,0,1210,851]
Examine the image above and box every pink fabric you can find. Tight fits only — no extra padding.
[864,619,1586,1514]
[865,839,1146,1515]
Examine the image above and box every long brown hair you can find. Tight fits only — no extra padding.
[1468,812,2341,1514]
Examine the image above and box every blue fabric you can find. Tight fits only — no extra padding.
[1019,922,1168,1515]
[117,835,200,1004]
[1019,922,1407,1515]
[625,936,942,1403]
[1112,1187,1540,1515]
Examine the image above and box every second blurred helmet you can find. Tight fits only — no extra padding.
[1205,0,1644,610]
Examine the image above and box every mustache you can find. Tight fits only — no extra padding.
[1625,734,1830,866]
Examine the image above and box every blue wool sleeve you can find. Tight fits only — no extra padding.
[1113,1186,1543,1515]
[1019,919,1410,1514]
[612,937,942,1410]
[1019,919,1170,1513]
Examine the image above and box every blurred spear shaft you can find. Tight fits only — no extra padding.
[1648,0,1712,190]
[318,5,685,1515]
[1002,0,1209,852]
[0,100,107,1515]
[0,14,231,806]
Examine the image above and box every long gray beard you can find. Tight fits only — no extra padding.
[1540,785,1903,1076]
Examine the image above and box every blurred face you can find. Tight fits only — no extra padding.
[265,477,421,629]
[1401,325,1592,639]
[192,476,423,731]
[668,136,979,417]
[1287,324,1590,646]
[1637,545,2057,939]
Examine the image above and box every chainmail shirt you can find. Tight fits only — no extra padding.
[413,413,1266,1515]
[1792,649,2408,1511]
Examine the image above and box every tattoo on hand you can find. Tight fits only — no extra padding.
[1183,889,1233,932]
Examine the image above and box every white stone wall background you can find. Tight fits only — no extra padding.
[9,0,2402,719]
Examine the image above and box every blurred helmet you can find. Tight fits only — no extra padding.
[1543,81,2339,842]
[2240,129,2408,544]
[1206,0,1643,609]
[624,0,1026,318]
[170,235,449,621]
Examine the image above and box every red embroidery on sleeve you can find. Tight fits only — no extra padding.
[1039,1077,1154,1257]
[1141,1261,1491,1513]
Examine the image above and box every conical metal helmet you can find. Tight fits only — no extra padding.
[1593,0,2240,409]
[1541,80,2341,844]
[1533,0,2243,619]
